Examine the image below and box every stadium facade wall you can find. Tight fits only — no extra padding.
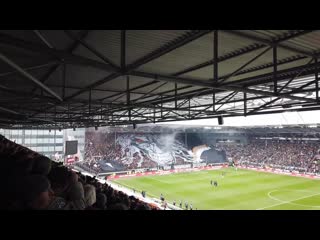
[107,164,228,180]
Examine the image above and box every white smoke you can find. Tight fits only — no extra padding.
[158,132,177,152]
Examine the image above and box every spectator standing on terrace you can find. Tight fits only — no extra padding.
[84,184,96,209]
[13,175,53,210]
[94,193,107,210]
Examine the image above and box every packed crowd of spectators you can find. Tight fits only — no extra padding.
[0,134,159,210]
[84,132,183,172]
[84,131,320,174]
[220,139,320,173]
[74,160,101,175]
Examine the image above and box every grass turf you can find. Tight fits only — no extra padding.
[112,168,320,210]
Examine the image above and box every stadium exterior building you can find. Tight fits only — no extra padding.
[0,128,64,159]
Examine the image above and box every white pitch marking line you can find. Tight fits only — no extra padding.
[257,191,320,210]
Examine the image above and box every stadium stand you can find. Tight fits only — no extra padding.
[2,128,319,210]
[77,130,320,176]
[78,131,226,173]
[0,134,160,210]
[221,139,320,173]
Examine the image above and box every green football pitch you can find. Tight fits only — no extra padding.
[112,168,320,210]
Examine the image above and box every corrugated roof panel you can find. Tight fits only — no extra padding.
[43,68,62,86]
[277,57,312,71]
[241,30,292,41]
[99,76,189,95]
[49,87,76,99]
[216,47,272,78]
[71,92,90,101]
[130,93,150,102]
[126,30,190,65]
[46,65,111,88]
[99,76,147,92]
[181,46,298,80]
[0,61,21,74]
[0,30,50,46]
[73,30,121,66]
[136,32,212,75]
[177,86,204,95]
[146,82,178,95]
[137,31,259,76]
[0,77,35,91]
[242,48,301,69]
[89,90,120,101]
[130,82,171,95]
[138,83,174,96]
[226,57,311,83]
[284,31,320,53]
[40,30,77,50]
[0,43,55,66]
[103,95,127,103]
[218,31,260,55]
[73,45,104,64]
[133,95,159,103]
[180,65,213,80]
[0,66,58,90]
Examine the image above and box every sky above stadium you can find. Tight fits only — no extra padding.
[159,110,320,127]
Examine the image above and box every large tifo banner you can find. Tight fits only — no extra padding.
[85,128,228,172]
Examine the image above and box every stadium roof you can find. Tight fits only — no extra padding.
[162,109,320,127]
[0,30,320,129]
[84,124,320,136]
